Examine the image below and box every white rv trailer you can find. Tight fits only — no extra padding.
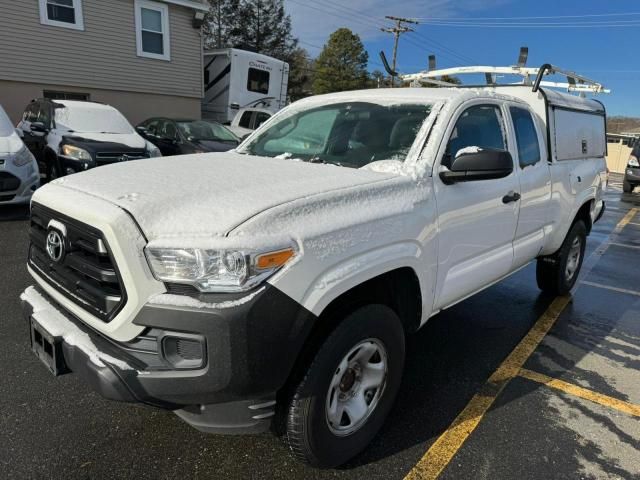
[202,48,289,124]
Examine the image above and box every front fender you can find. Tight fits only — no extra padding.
[297,242,431,319]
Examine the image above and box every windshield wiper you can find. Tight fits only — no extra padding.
[308,156,343,167]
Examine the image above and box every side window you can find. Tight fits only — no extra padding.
[445,104,507,166]
[39,0,84,30]
[37,103,52,128]
[163,121,178,140]
[23,104,37,122]
[146,119,160,135]
[239,111,253,129]
[510,107,541,168]
[254,112,271,129]
[247,68,270,94]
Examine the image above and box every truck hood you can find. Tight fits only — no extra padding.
[45,152,396,241]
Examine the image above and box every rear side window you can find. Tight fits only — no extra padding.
[247,68,270,94]
[239,111,253,129]
[445,105,507,165]
[510,107,541,167]
[254,112,271,129]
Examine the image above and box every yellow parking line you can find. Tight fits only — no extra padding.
[519,368,640,417]
[614,208,638,233]
[580,280,640,297]
[404,208,639,480]
[404,296,570,480]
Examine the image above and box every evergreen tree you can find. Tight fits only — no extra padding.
[313,28,369,94]
[202,0,242,50]
[235,0,297,59]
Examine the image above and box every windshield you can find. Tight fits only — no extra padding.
[241,101,432,168]
[54,105,134,134]
[178,121,238,143]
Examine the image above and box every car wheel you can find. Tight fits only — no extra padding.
[47,158,62,182]
[623,180,633,193]
[284,304,405,468]
[536,220,587,295]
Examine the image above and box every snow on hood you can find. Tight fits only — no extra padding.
[0,130,24,154]
[45,152,397,242]
[63,132,146,148]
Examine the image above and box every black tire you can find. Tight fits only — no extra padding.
[46,156,62,182]
[284,304,405,468]
[536,220,587,295]
[623,180,633,193]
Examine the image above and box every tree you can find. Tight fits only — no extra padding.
[235,0,298,59]
[202,0,242,50]
[286,47,314,101]
[313,28,369,94]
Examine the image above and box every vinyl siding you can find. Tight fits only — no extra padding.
[0,0,202,99]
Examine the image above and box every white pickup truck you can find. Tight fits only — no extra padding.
[21,80,606,467]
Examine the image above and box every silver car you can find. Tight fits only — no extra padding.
[0,105,39,204]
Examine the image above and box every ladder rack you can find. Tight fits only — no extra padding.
[379,47,610,95]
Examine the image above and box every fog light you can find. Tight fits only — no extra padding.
[65,167,76,175]
[161,335,205,369]
[628,170,633,176]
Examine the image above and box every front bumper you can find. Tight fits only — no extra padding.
[21,284,316,434]
[0,162,39,204]
[624,167,640,184]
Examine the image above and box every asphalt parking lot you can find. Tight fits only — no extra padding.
[1,174,639,480]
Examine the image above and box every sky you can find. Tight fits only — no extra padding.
[284,0,640,116]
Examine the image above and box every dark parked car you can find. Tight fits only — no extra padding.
[17,99,160,180]
[136,118,240,156]
[624,143,640,193]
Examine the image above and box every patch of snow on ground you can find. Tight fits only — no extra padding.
[21,286,135,371]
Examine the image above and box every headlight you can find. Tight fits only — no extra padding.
[145,246,296,292]
[12,146,34,167]
[629,155,639,168]
[61,144,92,161]
[146,142,162,158]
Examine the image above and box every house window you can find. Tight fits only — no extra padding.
[135,0,171,61]
[44,90,90,101]
[247,68,270,94]
[39,0,84,30]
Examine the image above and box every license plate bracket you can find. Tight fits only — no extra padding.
[29,317,69,376]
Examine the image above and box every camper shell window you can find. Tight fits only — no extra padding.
[247,68,270,94]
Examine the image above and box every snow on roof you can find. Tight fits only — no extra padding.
[158,0,208,11]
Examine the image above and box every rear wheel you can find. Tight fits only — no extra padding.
[623,180,633,193]
[536,220,587,295]
[284,304,405,468]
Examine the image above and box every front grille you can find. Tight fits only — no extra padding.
[0,172,20,192]
[28,203,126,322]
[95,152,149,165]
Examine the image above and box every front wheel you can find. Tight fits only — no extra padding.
[46,157,62,182]
[623,180,633,193]
[536,220,587,295]
[284,304,405,468]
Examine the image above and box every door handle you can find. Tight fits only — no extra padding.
[502,191,521,204]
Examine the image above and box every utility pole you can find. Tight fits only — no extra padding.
[381,16,418,87]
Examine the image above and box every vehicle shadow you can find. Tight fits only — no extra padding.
[0,204,30,221]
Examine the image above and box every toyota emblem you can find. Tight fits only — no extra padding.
[46,230,65,262]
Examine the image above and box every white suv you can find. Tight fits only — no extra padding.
[0,104,39,204]
[21,85,606,467]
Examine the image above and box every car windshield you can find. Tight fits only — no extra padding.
[0,106,14,137]
[178,121,238,143]
[54,105,134,134]
[240,101,432,168]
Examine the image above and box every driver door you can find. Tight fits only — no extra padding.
[433,103,520,309]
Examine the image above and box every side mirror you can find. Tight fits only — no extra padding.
[136,126,147,136]
[30,121,48,134]
[440,149,513,185]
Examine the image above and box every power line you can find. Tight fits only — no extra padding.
[412,12,640,21]
[416,21,640,28]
